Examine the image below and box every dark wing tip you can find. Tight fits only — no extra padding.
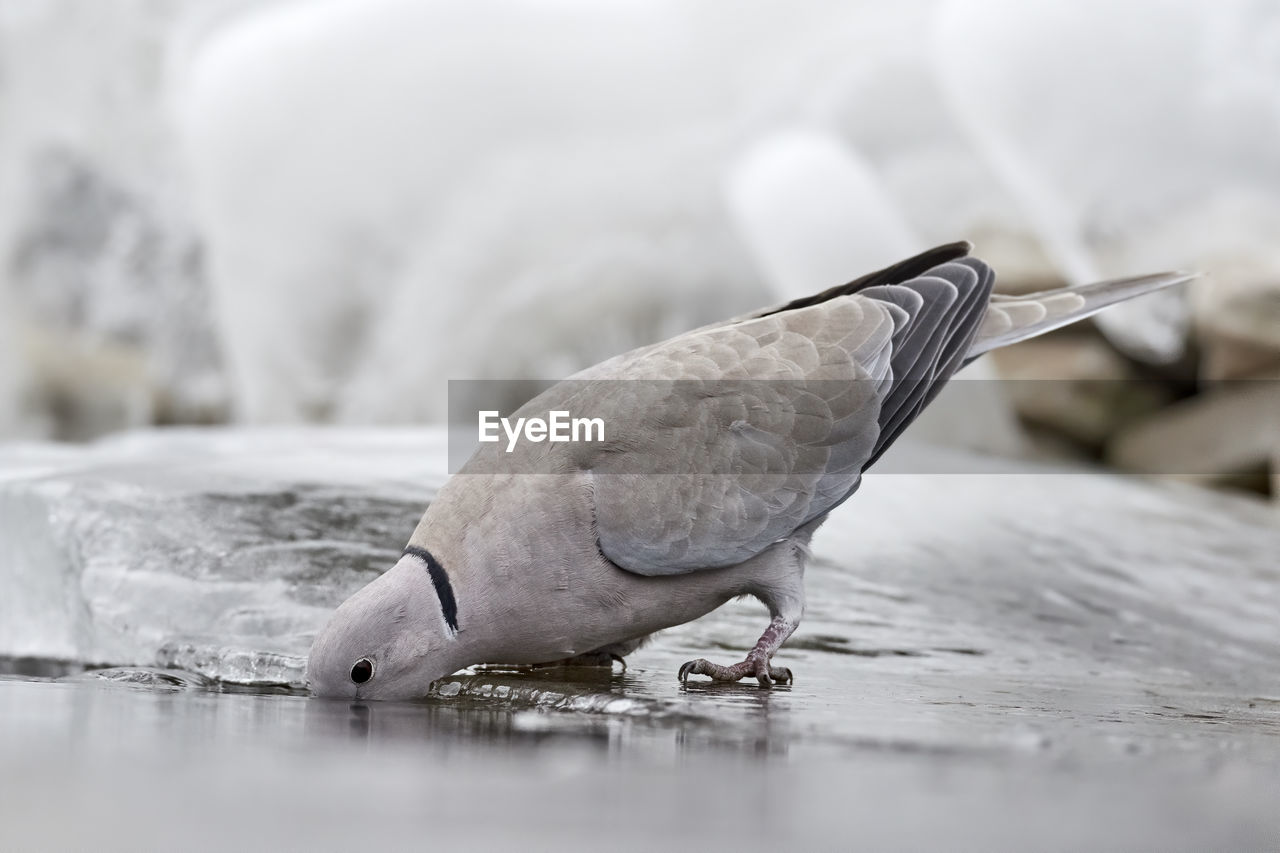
[758,241,975,319]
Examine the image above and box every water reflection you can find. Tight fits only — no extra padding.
[296,666,799,760]
[3,675,1280,852]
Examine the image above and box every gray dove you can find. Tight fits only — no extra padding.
[308,242,1192,698]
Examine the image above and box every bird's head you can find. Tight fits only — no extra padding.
[306,550,461,700]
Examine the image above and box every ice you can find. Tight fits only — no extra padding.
[176,0,795,422]
[1,428,1276,692]
[934,0,1280,360]
[724,130,918,302]
[801,6,1050,278]
[0,428,447,683]
[173,1,1000,425]
[334,133,768,422]
[60,666,213,691]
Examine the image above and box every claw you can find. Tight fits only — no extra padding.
[677,659,703,683]
[677,655,793,688]
[678,614,799,688]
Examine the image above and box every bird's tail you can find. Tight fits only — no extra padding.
[966,271,1197,358]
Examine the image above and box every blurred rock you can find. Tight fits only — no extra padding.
[1202,335,1280,384]
[6,150,220,431]
[1195,278,1280,381]
[1107,373,1279,495]
[21,325,153,442]
[991,335,1174,449]
[0,289,43,438]
[0,1,229,440]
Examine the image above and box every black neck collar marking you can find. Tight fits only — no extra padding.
[403,546,459,636]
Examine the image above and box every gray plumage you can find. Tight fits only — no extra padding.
[307,242,1194,698]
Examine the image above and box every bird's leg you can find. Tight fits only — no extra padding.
[679,615,798,687]
[678,536,808,688]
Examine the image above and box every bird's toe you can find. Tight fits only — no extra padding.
[677,659,703,683]
[750,659,777,688]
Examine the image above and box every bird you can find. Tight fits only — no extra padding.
[307,242,1193,699]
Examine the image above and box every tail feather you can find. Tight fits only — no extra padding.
[967,271,1197,358]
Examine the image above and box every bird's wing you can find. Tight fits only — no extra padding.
[565,249,994,576]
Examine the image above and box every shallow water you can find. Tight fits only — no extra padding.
[1,430,1278,849]
[4,587,1280,850]
[2,663,1279,852]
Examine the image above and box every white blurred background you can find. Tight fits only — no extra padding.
[1,0,1277,493]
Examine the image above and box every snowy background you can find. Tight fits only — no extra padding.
[0,0,1277,482]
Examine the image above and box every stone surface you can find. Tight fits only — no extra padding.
[991,334,1173,448]
[1107,379,1279,488]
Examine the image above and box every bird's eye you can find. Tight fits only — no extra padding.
[351,659,374,684]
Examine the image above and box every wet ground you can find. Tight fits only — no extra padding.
[1,431,1278,850]
[5,580,1280,852]
[2,653,1279,852]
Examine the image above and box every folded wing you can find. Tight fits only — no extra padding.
[575,246,994,575]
